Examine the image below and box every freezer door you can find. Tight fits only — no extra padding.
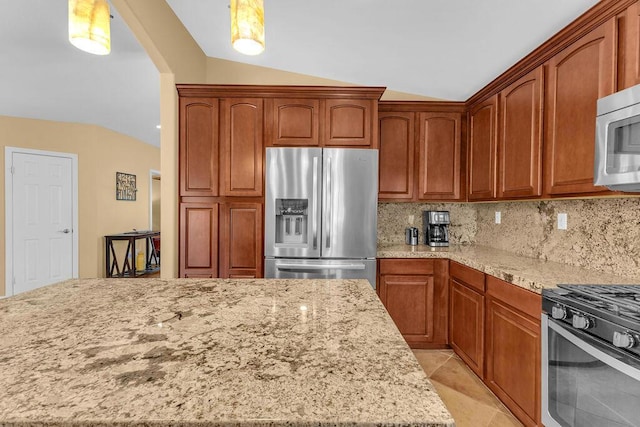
[322,148,378,258]
[265,148,323,258]
[265,258,377,288]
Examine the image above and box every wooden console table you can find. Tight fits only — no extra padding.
[105,230,160,278]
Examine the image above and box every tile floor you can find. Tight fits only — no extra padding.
[412,349,523,427]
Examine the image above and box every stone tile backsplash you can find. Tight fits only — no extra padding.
[377,202,477,245]
[379,197,640,279]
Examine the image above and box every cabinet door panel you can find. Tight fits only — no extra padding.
[621,1,640,89]
[418,112,462,200]
[219,203,263,278]
[469,95,498,201]
[220,98,264,196]
[499,67,543,198]
[545,20,615,196]
[378,112,415,200]
[449,279,484,377]
[179,98,218,196]
[324,99,372,146]
[486,298,541,427]
[378,259,447,348]
[270,98,320,146]
[179,202,218,277]
[380,274,434,339]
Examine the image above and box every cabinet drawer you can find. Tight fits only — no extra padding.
[379,258,434,275]
[450,261,485,292]
[486,275,541,320]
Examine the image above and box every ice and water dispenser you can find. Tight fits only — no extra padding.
[274,199,308,245]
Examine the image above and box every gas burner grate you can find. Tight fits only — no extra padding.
[558,284,640,321]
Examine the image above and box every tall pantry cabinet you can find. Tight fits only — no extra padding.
[177,85,384,278]
[178,92,263,278]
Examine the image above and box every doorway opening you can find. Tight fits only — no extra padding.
[149,169,161,269]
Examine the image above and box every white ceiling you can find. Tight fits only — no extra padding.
[167,0,601,100]
[0,0,160,146]
[0,1,601,148]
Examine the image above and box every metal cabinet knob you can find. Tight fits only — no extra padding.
[613,331,636,349]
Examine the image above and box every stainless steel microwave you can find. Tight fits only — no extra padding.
[595,84,640,191]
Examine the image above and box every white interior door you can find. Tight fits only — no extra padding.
[6,148,78,296]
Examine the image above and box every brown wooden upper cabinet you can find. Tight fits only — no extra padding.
[220,98,264,197]
[468,95,498,201]
[498,67,544,199]
[269,98,320,146]
[179,97,219,197]
[417,112,462,200]
[324,98,375,147]
[544,18,616,196]
[620,1,640,90]
[378,111,415,200]
[378,102,465,202]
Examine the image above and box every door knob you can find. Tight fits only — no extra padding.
[59,228,71,234]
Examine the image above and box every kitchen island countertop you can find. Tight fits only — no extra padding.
[378,243,640,293]
[0,278,454,427]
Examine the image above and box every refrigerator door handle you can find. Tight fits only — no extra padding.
[312,156,319,249]
[275,262,366,271]
[325,156,332,249]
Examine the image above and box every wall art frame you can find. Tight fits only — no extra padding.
[116,172,137,201]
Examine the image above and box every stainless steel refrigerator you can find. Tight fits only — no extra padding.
[264,147,378,287]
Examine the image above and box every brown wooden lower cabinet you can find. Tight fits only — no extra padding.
[179,200,264,279]
[485,276,542,427]
[179,201,218,278]
[219,202,263,279]
[449,261,485,377]
[377,258,448,348]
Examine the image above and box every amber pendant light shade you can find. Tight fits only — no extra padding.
[231,0,265,55]
[68,0,111,55]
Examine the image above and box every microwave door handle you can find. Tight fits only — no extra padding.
[312,156,318,250]
[325,156,332,249]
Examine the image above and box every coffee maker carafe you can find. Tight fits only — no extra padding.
[423,211,450,247]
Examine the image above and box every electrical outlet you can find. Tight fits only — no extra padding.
[408,215,415,225]
[495,211,501,224]
[557,213,568,230]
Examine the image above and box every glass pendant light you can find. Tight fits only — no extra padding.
[68,0,111,55]
[230,0,265,56]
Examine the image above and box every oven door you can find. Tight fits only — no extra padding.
[542,315,640,427]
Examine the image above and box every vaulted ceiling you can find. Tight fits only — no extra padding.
[0,0,601,147]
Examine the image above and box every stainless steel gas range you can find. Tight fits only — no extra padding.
[542,285,640,427]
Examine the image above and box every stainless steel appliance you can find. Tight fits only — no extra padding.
[405,227,419,245]
[423,210,450,247]
[264,147,378,287]
[542,285,640,427]
[595,84,640,191]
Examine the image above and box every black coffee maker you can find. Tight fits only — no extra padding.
[423,211,450,247]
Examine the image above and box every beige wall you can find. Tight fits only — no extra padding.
[205,57,440,101]
[0,115,160,296]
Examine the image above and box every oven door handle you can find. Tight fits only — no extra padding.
[544,315,640,380]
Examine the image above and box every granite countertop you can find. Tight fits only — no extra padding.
[0,278,454,427]
[377,243,640,293]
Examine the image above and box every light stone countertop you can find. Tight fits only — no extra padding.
[0,278,454,427]
[377,243,640,293]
